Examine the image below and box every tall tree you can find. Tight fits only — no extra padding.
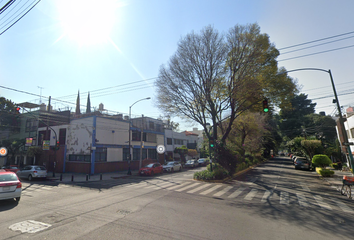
[0,97,21,132]
[75,90,81,115]
[156,23,297,143]
[86,92,91,113]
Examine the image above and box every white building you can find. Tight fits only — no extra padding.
[164,129,199,161]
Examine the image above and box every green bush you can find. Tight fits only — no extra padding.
[318,169,334,177]
[236,162,248,172]
[193,170,215,180]
[312,154,332,168]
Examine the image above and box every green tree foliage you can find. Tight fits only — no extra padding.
[174,145,188,163]
[1,138,25,165]
[0,97,21,132]
[312,154,332,168]
[187,149,198,158]
[301,140,322,160]
[279,93,316,139]
[155,23,298,173]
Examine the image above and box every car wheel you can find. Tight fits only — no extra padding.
[15,197,20,202]
[28,175,33,181]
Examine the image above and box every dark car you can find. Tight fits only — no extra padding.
[1,165,20,173]
[294,157,311,170]
[185,160,199,168]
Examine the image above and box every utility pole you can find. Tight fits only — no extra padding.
[139,114,144,169]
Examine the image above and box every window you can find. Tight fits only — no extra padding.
[167,138,172,145]
[351,128,354,139]
[133,148,140,160]
[174,139,183,145]
[142,149,147,160]
[25,118,37,132]
[132,130,141,141]
[59,128,66,145]
[123,148,130,161]
[146,133,157,143]
[95,147,107,162]
[156,124,162,132]
[69,155,90,162]
[148,149,157,160]
[149,121,154,130]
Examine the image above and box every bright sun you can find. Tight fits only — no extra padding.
[57,0,118,45]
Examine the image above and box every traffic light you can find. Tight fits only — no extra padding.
[210,139,214,148]
[262,99,269,113]
[55,141,60,150]
[15,107,20,114]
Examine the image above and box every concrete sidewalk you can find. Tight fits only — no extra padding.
[321,169,354,196]
[46,170,142,183]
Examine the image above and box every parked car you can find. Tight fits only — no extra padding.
[16,165,47,181]
[197,158,207,166]
[0,171,22,202]
[294,157,312,170]
[1,165,19,173]
[185,159,199,168]
[139,163,163,176]
[163,161,182,172]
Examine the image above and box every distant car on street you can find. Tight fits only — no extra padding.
[185,159,199,168]
[197,158,207,166]
[163,161,182,172]
[139,163,163,176]
[294,157,312,170]
[1,165,20,173]
[16,165,47,181]
[0,171,22,202]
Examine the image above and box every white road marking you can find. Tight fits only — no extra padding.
[199,185,223,195]
[313,195,332,210]
[228,187,246,198]
[175,183,201,192]
[331,198,354,213]
[213,186,233,197]
[280,192,289,205]
[152,182,177,190]
[166,182,189,191]
[244,189,258,200]
[187,184,211,194]
[296,193,309,207]
[261,190,273,202]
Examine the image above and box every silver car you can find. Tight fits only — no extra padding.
[163,161,182,172]
[17,165,47,181]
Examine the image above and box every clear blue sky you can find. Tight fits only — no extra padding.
[1,0,354,131]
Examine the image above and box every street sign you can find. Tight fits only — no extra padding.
[25,138,33,146]
[43,140,50,150]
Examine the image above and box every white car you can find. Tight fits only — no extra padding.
[0,171,22,202]
[163,161,182,172]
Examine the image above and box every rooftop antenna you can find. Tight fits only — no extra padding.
[38,86,44,104]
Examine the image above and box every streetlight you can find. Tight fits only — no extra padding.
[278,68,354,171]
[127,97,151,175]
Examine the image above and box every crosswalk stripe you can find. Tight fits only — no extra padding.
[261,190,273,202]
[228,187,246,198]
[296,193,309,207]
[166,182,189,191]
[176,183,201,192]
[152,182,177,190]
[280,192,289,205]
[213,186,233,197]
[199,185,223,195]
[187,184,211,194]
[313,195,332,210]
[330,198,354,213]
[244,189,258,200]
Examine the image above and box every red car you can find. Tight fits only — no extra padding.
[139,163,163,176]
[1,165,20,173]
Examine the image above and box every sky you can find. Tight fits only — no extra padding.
[1,0,354,131]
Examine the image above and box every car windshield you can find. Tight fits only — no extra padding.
[145,164,154,168]
[186,160,193,163]
[0,173,18,182]
[167,162,174,165]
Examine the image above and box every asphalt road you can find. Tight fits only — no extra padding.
[1,157,354,240]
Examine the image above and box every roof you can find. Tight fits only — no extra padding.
[183,131,199,136]
[17,102,41,109]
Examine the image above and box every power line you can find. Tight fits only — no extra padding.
[278,44,354,62]
[278,31,354,50]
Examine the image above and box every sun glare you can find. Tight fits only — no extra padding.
[57,0,119,45]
